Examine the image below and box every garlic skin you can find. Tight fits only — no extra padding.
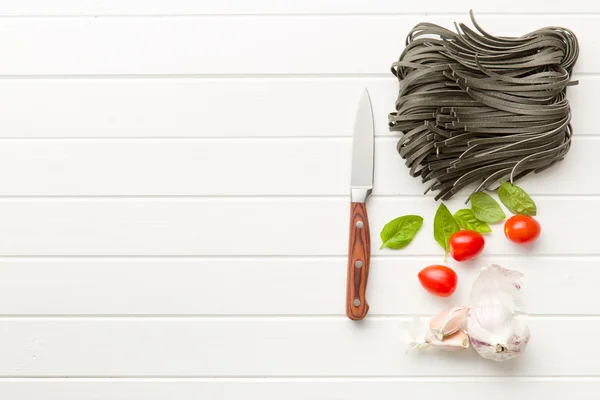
[467,304,531,362]
[403,315,431,350]
[429,306,470,340]
[470,264,524,313]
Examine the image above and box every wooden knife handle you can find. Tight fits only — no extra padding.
[346,202,371,320]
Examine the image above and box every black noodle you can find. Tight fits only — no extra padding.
[389,10,579,201]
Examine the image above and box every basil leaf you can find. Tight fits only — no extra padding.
[380,215,424,250]
[453,209,492,233]
[470,192,506,223]
[433,203,460,255]
[498,182,537,216]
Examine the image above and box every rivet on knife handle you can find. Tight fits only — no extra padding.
[346,202,370,320]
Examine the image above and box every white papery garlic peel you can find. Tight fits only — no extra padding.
[470,264,524,313]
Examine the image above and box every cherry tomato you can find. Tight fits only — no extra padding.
[418,265,457,297]
[449,230,485,261]
[504,215,541,244]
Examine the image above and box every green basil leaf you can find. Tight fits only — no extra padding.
[380,215,424,250]
[470,192,506,223]
[498,182,537,216]
[433,203,460,254]
[453,209,492,233]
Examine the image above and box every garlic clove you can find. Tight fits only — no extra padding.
[470,264,524,312]
[403,315,470,352]
[429,306,470,340]
[428,329,470,351]
[466,304,531,362]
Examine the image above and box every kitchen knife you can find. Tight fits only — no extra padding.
[346,88,375,320]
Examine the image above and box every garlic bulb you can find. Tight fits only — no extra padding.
[467,304,530,361]
[470,264,523,313]
[429,306,469,340]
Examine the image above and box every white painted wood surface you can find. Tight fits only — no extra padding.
[0,16,596,75]
[0,78,591,138]
[0,0,597,15]
[0,1,595,398]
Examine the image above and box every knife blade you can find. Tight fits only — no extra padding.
[346,88,374,320]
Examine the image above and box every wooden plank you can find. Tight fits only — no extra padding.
[0,0,596,15]
[0,16,591,75]
[0,318,595,376]
[0,136,591,196]
[0,138,349,196]
[0,77,589,138]
[0,256,593,315]
[0,197,591,256]
[0,379,597,400]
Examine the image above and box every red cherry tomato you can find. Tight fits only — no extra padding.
[504,215,541,244]
[449,230,485,261]
[418,265,457,297]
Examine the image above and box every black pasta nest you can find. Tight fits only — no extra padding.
[389,11,579,201]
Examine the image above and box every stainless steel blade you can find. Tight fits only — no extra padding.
[350,88,375,203]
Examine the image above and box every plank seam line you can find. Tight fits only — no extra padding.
[0,194,592,199]
[0,12,599,18]
[0,254,590,260]
[0,315,593,320]
[0,193,600,202]
[0,135,595,140]
[0,254,596,259]
[0,73,592,79]
[0,376,597,381]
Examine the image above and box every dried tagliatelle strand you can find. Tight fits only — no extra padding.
[389,10,579,201]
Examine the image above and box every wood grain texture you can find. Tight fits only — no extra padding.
[346,202,371,320]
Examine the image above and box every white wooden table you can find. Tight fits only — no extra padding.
[0,1,596,398]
